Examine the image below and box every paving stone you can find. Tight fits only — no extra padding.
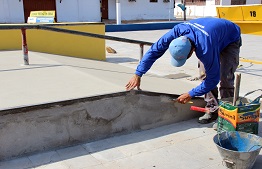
[116,142,150,156]
[89,147,126,163]
[0,157,33,169]
[56,145,101,168]
[28,151,60,167]
[61,155,101,169]
[101,158,138,169]
[34,161,69,169]
[56,145,89,159]
[82,139,114,153]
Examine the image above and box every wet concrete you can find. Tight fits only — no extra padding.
[0,91,205,160]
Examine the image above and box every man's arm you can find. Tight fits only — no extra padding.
[125,23,190,91]
[135,28,179,77]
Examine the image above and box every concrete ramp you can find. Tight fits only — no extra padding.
[0,91,205,161]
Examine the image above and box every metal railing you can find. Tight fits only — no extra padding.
[0,24,154,65]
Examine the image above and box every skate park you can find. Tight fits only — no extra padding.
[1,6,262,169]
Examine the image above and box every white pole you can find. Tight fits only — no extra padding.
[116,0,121,25]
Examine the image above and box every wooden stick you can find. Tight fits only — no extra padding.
[233,73,241,106]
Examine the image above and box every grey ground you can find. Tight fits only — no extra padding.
[0,30,261,169]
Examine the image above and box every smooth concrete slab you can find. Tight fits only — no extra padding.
[0,50,196,110]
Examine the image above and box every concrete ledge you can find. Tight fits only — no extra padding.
[0,90,204,161]
[105,22,182,32]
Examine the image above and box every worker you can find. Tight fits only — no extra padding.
[125,17,241,124]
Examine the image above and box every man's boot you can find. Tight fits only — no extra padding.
[198,89,219,124]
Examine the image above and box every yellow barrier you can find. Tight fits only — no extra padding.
[0,23,106,61]
[217,5,262,35]
[216,6,244,21]
[242,5,262,21]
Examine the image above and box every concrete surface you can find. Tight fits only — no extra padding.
[0,91,205,160]
[0,29,261,169]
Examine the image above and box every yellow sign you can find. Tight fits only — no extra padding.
[30,11,55,17]
[241,5,262,21]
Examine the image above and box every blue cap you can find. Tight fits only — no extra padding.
[169,36,191,67]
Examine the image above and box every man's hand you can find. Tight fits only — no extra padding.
[125,74,141,91]
[177,93,192,104]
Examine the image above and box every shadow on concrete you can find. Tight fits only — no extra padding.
[164,73,191,79]
[0,64,63,72]
[236,63,262,77]
[106,57,139,63]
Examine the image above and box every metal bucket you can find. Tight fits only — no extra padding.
[213,131,262,169]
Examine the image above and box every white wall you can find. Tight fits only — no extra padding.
[246,0,261,4]
[206,0,216,5]
[220,0,231,5]
[0,0,24,23]
[56,0,78,22]
[56,0,101,22]
[108,0,116,20]
[78,0,100,22]
[108,0,175,20]
[175,5,218,18]
[3,0,261,23]
[0,1,6,23]
[0,0,101,23]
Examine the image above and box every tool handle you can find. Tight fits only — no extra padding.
[190,106,209,113]
[172,99,193,104]
[233,73,241,106]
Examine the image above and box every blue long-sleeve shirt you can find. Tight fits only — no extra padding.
[135,18,241,97]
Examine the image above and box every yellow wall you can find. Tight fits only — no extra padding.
[0,23,106,60]
[217,5,262,36]
[0,29,21,50]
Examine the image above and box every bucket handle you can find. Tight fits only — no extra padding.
[240,89,262,104]
[222,159,235,168]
